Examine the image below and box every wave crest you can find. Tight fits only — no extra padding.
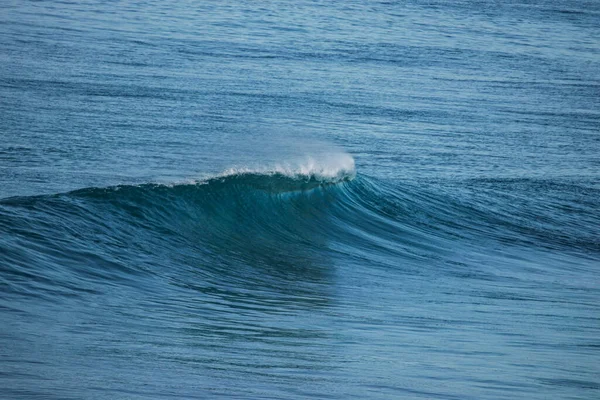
[214,153,356,183]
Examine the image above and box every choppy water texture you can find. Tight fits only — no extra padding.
[1,0,600,399]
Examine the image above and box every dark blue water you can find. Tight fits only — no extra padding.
[1,1,599,398]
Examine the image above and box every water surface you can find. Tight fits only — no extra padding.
[1,0,599,398]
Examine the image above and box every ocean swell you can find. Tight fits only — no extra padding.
[1,155,598,304]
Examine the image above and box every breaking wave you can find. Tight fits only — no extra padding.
[1,155,598,302]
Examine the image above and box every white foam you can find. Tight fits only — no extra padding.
[217,152,356,182]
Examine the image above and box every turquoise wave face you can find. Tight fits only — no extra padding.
[2,168,597,297]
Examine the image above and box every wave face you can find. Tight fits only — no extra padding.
[0,166,348,294]
[2,163,598,303]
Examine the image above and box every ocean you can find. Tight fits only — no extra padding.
[1,0,599,398]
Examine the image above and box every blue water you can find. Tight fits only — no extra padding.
[1,1,599,398]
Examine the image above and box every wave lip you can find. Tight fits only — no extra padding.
[214,153,356,184]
